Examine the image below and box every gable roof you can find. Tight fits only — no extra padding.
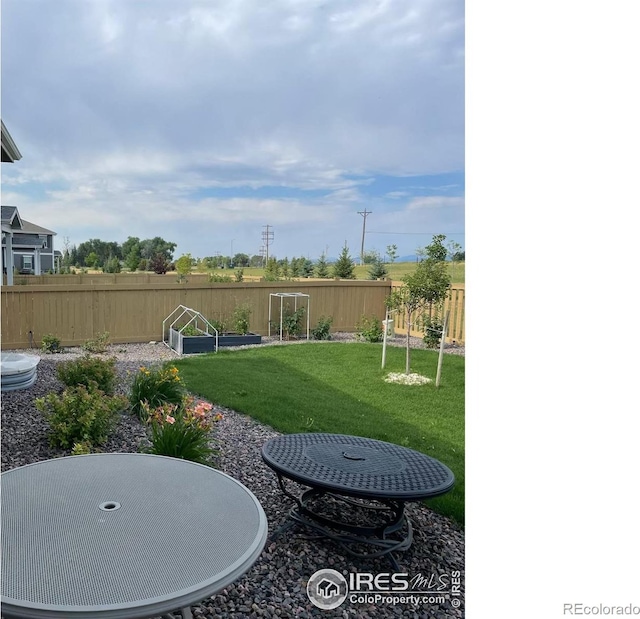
[1,205,23,229]
[20,219,56,236]
[1,120,22,163]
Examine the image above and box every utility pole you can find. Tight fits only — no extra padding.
[261,225,274,264]
[357,209,372,265]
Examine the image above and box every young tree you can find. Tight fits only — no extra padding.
[315,253,330,278]
[85,251,99,268]
[300,258,314,278]
[263,257,280,281]
[387,235,451,374]
[149,252,169,275]
[368,254,389,280]
[332,245,355,279]
[386,244,398,263]
[102,256,122,273]
[175,253,193,281]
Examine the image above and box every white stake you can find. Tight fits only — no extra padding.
[435,310,450,388]
[381,308,389,369]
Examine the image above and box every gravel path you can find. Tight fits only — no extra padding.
[1,336,464,618]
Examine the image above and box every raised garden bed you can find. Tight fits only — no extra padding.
[169,328,216,355]
[217,332,262,347]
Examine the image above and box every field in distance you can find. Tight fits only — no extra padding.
[109,261,465,284]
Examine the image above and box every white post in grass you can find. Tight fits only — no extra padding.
[381,308,390,369]
[435,310,450,388]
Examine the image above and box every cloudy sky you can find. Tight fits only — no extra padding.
[1,0,463,262]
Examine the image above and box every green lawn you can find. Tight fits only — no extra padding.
[173,343,465,526]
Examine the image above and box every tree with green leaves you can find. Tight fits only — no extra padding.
[332,245,355,279]
[263,257,280,281]
[387,234,451,374]
[368,253,389,280]
[386,244,398,263]
[140,237,176,262]
[315,253,330,278]
[175,253,193,281]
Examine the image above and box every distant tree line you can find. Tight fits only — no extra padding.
[61,235,461,278]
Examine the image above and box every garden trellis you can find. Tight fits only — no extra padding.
[268,293,310,341]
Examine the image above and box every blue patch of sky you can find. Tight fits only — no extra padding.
[187,184,328,200]
[358,172,465,199]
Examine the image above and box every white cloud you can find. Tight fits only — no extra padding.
[1,0,463,258]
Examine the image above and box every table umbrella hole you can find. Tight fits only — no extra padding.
[99,502,121,511]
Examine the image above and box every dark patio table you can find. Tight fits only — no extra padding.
[261,433,455,570]
[0,453,267,619]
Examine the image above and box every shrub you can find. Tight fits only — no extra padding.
[71,441,93,455]
[271,306,306,340]
[57,355,117,395]
[210,319,226,333]
[129,364,186,421]
[142,397,223,465]
[41,334,62,354]
[82,331,110,353]
[35,384,127,449]
[311,315,333,340]
[421,314,445,349]
[232,303,252,335]
[149,253,169,274]
[208,273,233,283]
[355,315,384,343]
[234,268,244,282]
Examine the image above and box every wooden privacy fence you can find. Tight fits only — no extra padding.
[391,283,465,345]
[3,273,263,285]
[1,280,392,350]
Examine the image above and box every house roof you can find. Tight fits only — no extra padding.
[20,219,56,236]
[1,205,23,229]
[2,233,46,248]
[1,120,22,163]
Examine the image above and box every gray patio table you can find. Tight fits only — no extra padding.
[262,433,455,570]
[1,453,268,619]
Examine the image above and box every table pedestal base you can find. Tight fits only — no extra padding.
[272,475,413,571]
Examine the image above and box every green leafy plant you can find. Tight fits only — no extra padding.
[311,315,333,340]
[355,314,384,343]
[35,384,127,449]
[71,441,93,455]
[234,268,244,282]
[279,307,305,340]
[210,319,226,333]
[208,272,233,283]
[142,397,223,465]
[82,331,110,353]
[129,364,186,421]
[232,303,252,335]
[179,324,201,336]
[56,355,117,395]
[41,333,62,354]
[421,314,445,349]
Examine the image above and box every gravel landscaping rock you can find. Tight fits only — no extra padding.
[1,337,464,618]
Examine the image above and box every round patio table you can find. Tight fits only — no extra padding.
[262,433,455,570]
[1,453,268,619]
